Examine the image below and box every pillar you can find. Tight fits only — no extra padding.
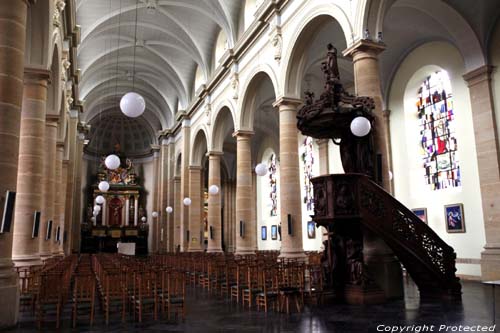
[0,0,30,327]
[173,176,181,251]
[71,123,86,253]
[188,166,203,252]
[12,68,50,266]
[343,40,391,191]
[207,152,223,252]
[462,66,500,280]
[272,98,305,258]
[234,131,256,255]
[180,118,191,251]
[167,139,176,252]
[134,196,139,226]
[63,110,78,254]
[61,160,69,254]
[151,146,160,253]
[344,41,403,298]
[52,142,64,255]
[39,116,58,258]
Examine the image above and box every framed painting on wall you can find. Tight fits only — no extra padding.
[271,225,278,240]
[261,226,267,240]
[444,203,465,233]
[411,208,428,224]
[307,221,316,239]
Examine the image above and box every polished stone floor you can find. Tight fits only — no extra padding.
[6,277,498,332]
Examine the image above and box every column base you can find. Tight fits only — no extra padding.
[278,249,307,260]
[481,245,500,280]
[234,247,256,256]
[0,259,19,329]
[188,248,203,252]
[206,247,223,253]
[12,254,43,267]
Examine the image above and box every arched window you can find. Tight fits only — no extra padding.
[301,136,314,211]
[268,153,277,216]
[417,70,460,190]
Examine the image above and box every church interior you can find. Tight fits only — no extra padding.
[1,0,500,331]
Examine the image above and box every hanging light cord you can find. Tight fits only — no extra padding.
[132,0,139,92]
[114,0,123,100]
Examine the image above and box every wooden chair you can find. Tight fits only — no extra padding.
[133,271,158,322]
[102,272,125,325]
[220,262,237,298]
[256,268,279,312]
[230,263,247,304]
[278,264,305,314]
[242,265,261,308]
[166,270,186,321]
[36,273,63,329]
[72,274,96,327]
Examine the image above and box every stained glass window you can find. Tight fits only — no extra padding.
[301,136,314,211]
[417,71,460,190]
[268,153,278,216]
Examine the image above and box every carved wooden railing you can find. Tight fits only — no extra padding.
[311,173,461,298]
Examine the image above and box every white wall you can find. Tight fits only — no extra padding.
[389,41,485,277]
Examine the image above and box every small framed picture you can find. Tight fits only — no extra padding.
[261,226,267,240]
[444,203,465,233]
[271,225,278,240]
[307,221,316,239]
[411,208,428,224]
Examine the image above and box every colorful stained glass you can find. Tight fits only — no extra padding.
[268,153,278,216]
[301,137,314,211]
[417,71,460,190]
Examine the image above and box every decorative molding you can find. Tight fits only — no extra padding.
[462,65,494,87]
[53,0,66,28]
[342,39,386,58]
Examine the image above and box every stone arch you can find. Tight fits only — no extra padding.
[190,127,209,167]
[282,3,353,99]
[238,69,279,131]
[211,105,236,152]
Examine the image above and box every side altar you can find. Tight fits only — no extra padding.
[81,149,148,254]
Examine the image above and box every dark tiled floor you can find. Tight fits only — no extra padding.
[6,277,498,332]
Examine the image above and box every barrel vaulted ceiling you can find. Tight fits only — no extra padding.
[76,0,243,135]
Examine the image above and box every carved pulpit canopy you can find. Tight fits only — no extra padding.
[97,143,137,185]
[296,44,376,178]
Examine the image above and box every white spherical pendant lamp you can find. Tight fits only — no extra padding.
[90,216,96,222]
[93,205,101,212]
[208,184,219,195]
[95,195,105,205]
[183,197,192,206]
[350,116,371,137]
[166,206,173,214]
[141,216,147,222]
[152,211,158,218]
[98,181,110,192]
[255,163,268,177]
[120,92,145,118]
[105,154,121,170]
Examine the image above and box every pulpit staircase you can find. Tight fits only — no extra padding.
[311,173,462,299]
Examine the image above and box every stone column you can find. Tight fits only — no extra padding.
[39,116,58,258]
[234,131,257,255]
[462,66,500,280]
[180,118,191,251]
[167,139,175,252]
[343,40,391,191]
[273,98,305,259]
[344,41,403,298]
[151,146,160,252]
[134,196,138,226]
[316,139,329,175]
[59,159,68,254]
[63,110,78,254]
[52,142,64,255]
[71,124,86,253]
[0,0,30,327]
[188,166,203,252]
[207,152,223,252]
[173,176,181,251]
[125,198,130,227]
[12,68,50,266]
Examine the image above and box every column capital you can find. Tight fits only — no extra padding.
[24,67,51,83]
[272,96,302,108]
[232,130,254,138]
[188,165,203,171]
[206,150,224,157]
[56,141,65,149]
[463,65,494,87]
[173,176,181,181]
[151,144,161,152]
[342,39,386,59]
[46,114,60,127]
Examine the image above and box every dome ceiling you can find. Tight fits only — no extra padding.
[76,0,243,130]
[86,112,156,157]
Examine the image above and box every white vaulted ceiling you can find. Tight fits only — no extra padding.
[76,0,243,137]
